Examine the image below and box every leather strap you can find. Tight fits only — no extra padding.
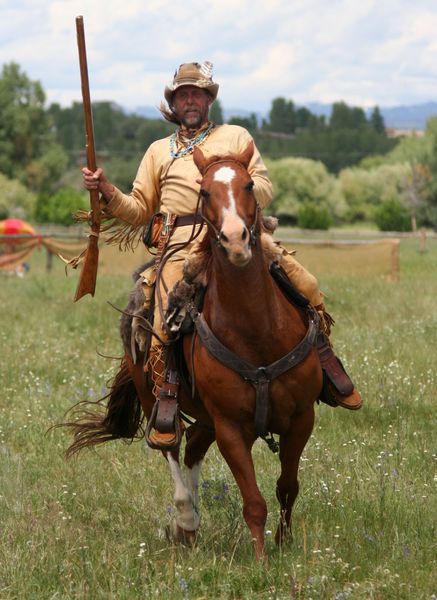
[189,306,319,437]
[174,214,203,228]
[155,369,180,433]
[154,213,177,269]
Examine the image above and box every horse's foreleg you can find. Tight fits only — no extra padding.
[215,419,267,560]
[275,407,314,546]
[165,449,200,546]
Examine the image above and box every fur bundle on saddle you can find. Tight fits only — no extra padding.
[119,263,153,364]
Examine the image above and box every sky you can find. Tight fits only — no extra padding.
[1,0,437,116]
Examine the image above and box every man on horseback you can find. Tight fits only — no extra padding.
[82,61,361,448]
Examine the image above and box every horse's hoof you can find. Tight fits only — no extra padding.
[165,523,197,547]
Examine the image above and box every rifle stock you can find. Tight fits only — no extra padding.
[74,15,100,301]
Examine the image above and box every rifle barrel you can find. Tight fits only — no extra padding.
[74,15,100,301]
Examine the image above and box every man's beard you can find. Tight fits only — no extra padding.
[180,109,205,130]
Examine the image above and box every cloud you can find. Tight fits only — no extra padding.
[0,0,437,112]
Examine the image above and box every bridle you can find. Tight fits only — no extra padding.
[198,158,260,249]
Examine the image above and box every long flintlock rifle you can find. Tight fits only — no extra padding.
[74,15,100,301]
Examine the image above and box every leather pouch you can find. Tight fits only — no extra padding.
[143,212,166,248]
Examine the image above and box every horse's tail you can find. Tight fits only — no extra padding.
[63,358,145,458]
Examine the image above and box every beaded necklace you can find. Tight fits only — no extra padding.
[169,122,214,159]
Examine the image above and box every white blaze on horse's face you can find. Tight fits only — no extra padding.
[213,166,252,267]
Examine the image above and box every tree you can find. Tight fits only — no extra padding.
[0,172,36,219]
[295,107,318,130]
[34,188,87,225]
[228,113,258,130]
[338,163,412,222]
[48,101,174,163]
[0,63,49,180]
[403,163,430,231]
[297,202,332,230]
[209,99,224,124]
[330,101,367,130]
[419,117,437,226]
[263,97,296,134]
[374,198,411,231]
[370,106,385,134]
[47,102,85,160]
[267,157,347,223]
[104,156,142,192]
[26,143,69,194]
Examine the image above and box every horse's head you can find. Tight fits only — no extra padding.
[193,142,259,267]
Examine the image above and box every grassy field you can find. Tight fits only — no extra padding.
[0,235,436,599]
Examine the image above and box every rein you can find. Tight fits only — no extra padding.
[188,305,320,439]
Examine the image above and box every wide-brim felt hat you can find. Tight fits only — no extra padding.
[164,62,219,104]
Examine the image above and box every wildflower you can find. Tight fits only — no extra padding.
[178,576,189,597]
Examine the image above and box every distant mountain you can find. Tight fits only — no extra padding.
[131,101,437,131]
[378,102,437,130]
[305,101,437,131]
[133,105,162,119]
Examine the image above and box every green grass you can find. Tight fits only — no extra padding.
[0,238,436,599]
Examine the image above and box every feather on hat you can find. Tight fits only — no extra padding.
[164,62,219,104]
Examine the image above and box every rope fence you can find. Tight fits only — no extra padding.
[0,231,425,281]
[0,234,86,272]
[279,237,401,282]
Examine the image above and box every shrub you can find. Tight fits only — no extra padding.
[338,162,411,223]
[267,157,347,223]
[297,202,332,230]
[0,173,36,218]
[34,187,88,225]
[374,198,411,232]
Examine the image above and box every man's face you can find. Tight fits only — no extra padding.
[172,85,211,129]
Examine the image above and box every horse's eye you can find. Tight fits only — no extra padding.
[245,180,254,192]
[200,188,210,199]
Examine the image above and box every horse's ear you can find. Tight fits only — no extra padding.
[239,141,254,169]
[193,146,207,174]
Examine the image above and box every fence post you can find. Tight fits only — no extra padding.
[46,248,53,272]
[390,239,400,282]
[419,228,426,253]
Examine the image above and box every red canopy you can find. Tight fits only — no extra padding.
[0,219,36,235]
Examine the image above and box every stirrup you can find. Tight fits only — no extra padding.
[318,371,339,408]
[145,370,183,450]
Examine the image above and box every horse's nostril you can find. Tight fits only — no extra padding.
[219,231,229,243]
[242,228,248,241]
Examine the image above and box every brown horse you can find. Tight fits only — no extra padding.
[66,142,323,560]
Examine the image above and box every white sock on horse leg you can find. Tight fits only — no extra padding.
[185,460,203,510]
[167,453,200,532]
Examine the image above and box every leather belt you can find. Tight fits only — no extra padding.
[174,214,203,228]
